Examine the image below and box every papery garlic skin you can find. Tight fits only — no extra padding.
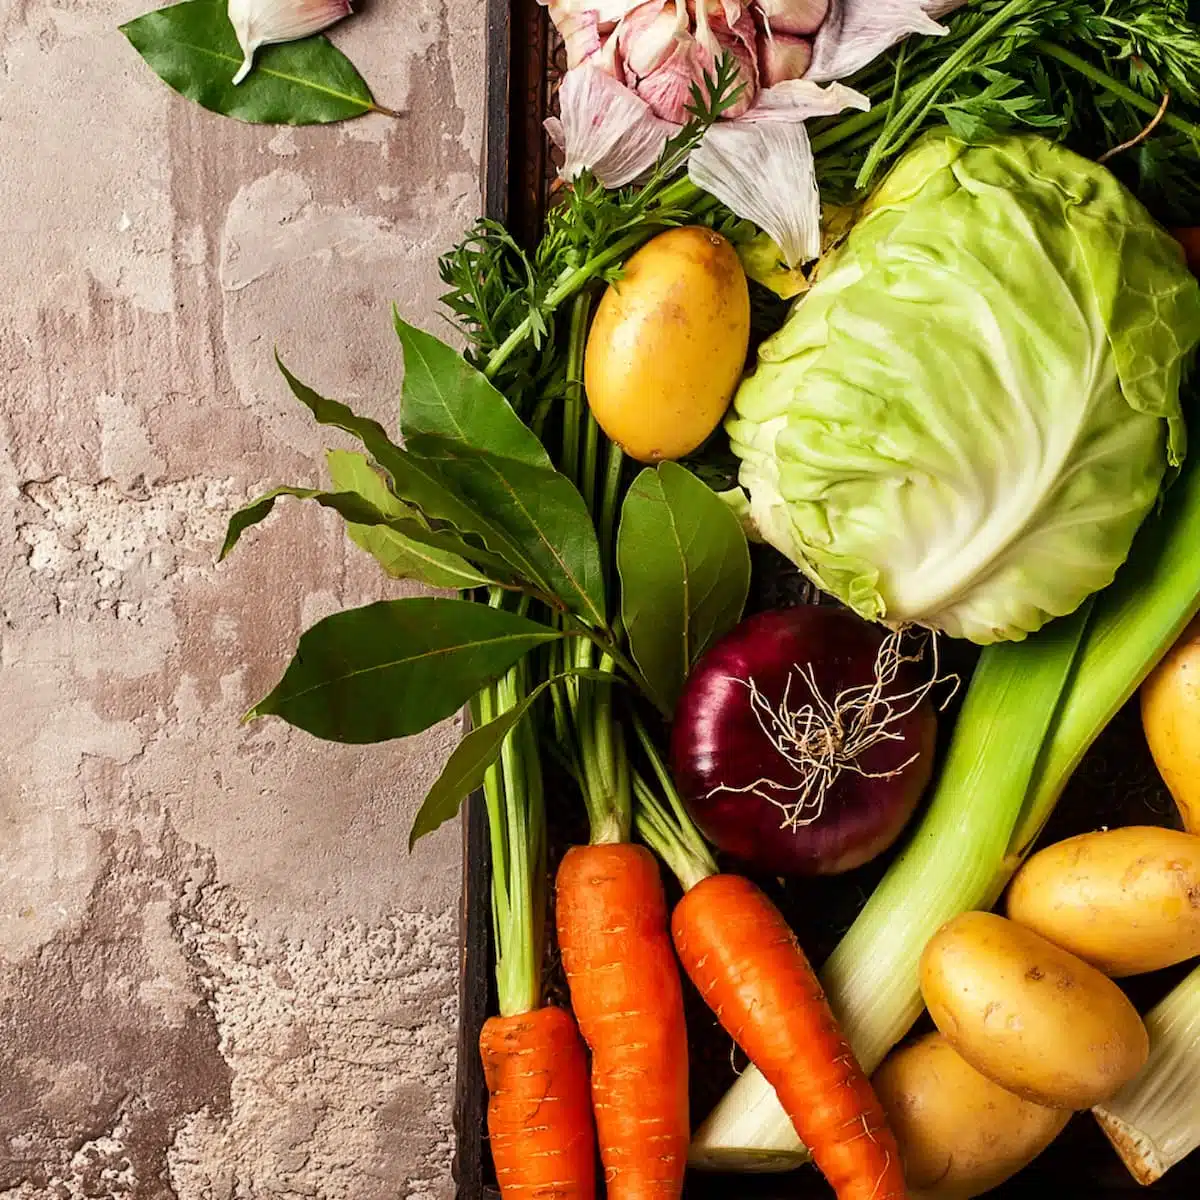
[228,0,353,85]
[688,79,867,266]
[807,0,950,82]
[546,63,677,186]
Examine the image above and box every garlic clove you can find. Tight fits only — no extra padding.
[557,8,609,71]
[228,0,353,85]
[756,0,830,38]
[757,30,813,86]
[618,0,688,78]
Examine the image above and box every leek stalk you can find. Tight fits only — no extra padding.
[691,453,1200,1170]
[1009,454,1200,864]
[1094,965,1200,1185]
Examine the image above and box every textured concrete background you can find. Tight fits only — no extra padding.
[1,2,483,1195]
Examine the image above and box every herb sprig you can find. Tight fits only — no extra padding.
[815,0,1200,210]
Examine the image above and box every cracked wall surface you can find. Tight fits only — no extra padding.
[0,2,481,1195]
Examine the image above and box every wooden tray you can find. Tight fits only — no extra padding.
[451,5,1199,1195]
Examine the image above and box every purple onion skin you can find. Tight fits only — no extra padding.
[669,607,937,877]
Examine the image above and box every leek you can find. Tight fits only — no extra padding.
[691,453,1200,1170]
[1008,453,1200,864]
[1094,965,1200,1185]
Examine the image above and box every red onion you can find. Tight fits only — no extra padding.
[669,606,938,876]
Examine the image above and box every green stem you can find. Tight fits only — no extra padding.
[552,287,634,847]
[517,656,548,991]
[599,440,625,596]
[855,0,1039,188]
[561,296,591,487]
[495,662,536,1015]
[582,413,601,518]
[473,686,508,954]
[811,101,889,156]
[888,39,909,124]
[548,640,574,765]
[1034,40,1200,143]
[632,774,715,892]
[630,711,715,869]
[484,588,542,1018]
[563,615,668,717]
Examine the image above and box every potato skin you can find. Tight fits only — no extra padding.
[584,226,750,463]
[919,912,1148,1110]
[1142,614,1200,832]
[1007,826,1200,977]
[873,1032,1070,1200]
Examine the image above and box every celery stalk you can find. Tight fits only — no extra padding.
[1094,965,1200,1184]
[690,608,1090,1170]
[691,453,1200,1171]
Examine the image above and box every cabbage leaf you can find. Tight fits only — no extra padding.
[729,132,1200,643]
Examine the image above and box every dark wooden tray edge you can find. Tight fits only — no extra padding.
[452,4,547,1197]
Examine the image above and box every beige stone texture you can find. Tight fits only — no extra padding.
[0,1,481,1195]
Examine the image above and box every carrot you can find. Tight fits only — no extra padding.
[555,842,690,1199]
[672,874,909,1200]
[480,1005,597,1200]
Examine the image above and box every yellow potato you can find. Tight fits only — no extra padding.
[1142,614,1200,832]
[584,226,750,463]
[873,1032,1070,1200]
[919,911,1148,1110]
[1007,826,1200,977]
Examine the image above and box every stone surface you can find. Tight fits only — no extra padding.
[0,2,481,1195]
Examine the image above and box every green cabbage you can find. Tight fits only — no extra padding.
[728,131,1200,643]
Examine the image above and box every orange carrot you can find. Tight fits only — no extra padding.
[555,842,690,1199]
[480,1005,597,1200]
[673,874,909,1200]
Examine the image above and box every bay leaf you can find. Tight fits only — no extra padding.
[219,482,512,582]
[617,462,751,715]
[277,357,603,619]
[274,359,499,544]
[394,318,606,625]
[407,669,616,848]
[120,0,387,125]
[324,450,491,590]
[250,597,564,743]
